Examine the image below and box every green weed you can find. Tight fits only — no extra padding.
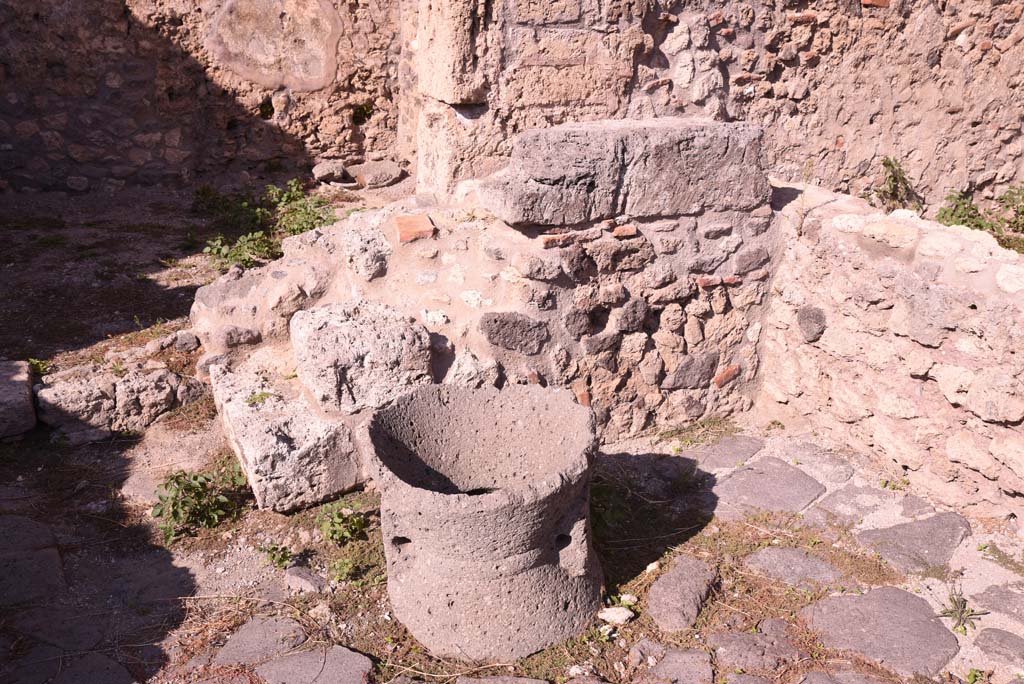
[151,462,248,543]
[871,157,923,212]
[318,505,370,546]
[260,542,293,569]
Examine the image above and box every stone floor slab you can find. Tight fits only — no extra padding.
[0,515,56,553]
[650,648,713,684]
[684,435,765,472]
[0,548,65,606]
[973,583,1024,624]
[800,587,959,677]
[709,619,803,672]
[257,645,373,684]
[975,628,1024,668]
[855,512,970,574]
[803,485,897,528]
[780,442,854,486]
[646,555,717,633]
[743,547,846,588]
[52,653,136,684]
[212,616,307,666]
[713,457,825,519]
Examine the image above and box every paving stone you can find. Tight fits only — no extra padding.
[0,636,62,684]
[803,484,897,527]
[799,668,889,684]
[649,648,713,684]
[725,676,770,684]
[212,616,307,666]
[0,548,65,606]
[52,653,136,684]
[972,583,1024,623]
[0,515,56,553]
[743,547,846,588]
[781,442,854,485]
[709,620,804,672]
[714,457,825,519]
[257,645,373,684]
[855,512,970,574]
[899,494,935,518]
[627,637,666,668]
[646,555,717,633]
[974,628,1024,668]
[683,434,765,472]
[457,678,548,684]
[10,606,107,649]
[800,587,959,677]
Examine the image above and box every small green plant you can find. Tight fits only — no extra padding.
[318,506,370,545]
[151,459,247,543]
[330,558,358,582]
[939,584,988,634]
[881,477,910,492]
[196,180,333,270]
[260,542,293,569]
[152,471,233,543]
[966,668,992,684]
[245,391,277,406]
[935,185,1024,254]
[28,358,50,376]
[872,157,923,212]
[111,361,127,377]
[352,102,374,126]
[936,191,990,231]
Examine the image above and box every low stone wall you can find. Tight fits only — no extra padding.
[189,118,776,507]
[761,184,1024,519]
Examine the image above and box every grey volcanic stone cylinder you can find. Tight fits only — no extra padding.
[358,385,603,661]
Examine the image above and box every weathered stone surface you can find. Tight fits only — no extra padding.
[744,547,845,588]
[0,515,55,553]
[444,350,502,388]
[709,619,803,672]
[285,566,327,594]
[205,0,342,92]
[800,669,889,684]
[52,654,135,684]
[0,360,35,438]
[714,457,825,519]
[646,555,717,633]
[350,160,405,188]
[34,366,116,443]
[801,587,959,677]
[0,548,65,606]
[972,583,1024,623]
[10,606,106,650]
[313,159,350,183]
[975,628,1024,668]
[803,484,896,527]
[359,385,601,660]
[661,352,719,390]
[797,307,827,343]
[479,312,550,355]
[457,678,548,684]
[650,648,713,684]
[683,434,764,472]
[290,302,433,413]
[212,616,307,666]
[336,217,393,280]
[210,365,365,512]
[482,119,769,226]
[855,512,970,574]
[256,645,373,684]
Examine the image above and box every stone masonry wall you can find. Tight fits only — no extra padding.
[0,0,399,192]
[403,0,1024,209]
[761,184,1024,520]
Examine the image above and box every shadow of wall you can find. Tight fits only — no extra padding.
[0,0,400,192]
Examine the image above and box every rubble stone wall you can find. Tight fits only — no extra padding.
[0,0,400,192]
[404,0,1024,209]
[761,185,1024,519]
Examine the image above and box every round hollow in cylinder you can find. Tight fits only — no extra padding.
[359,384,603,661]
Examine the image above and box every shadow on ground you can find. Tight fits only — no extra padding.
[593,451,717,589]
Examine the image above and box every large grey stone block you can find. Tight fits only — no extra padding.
[482,118,770,226]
